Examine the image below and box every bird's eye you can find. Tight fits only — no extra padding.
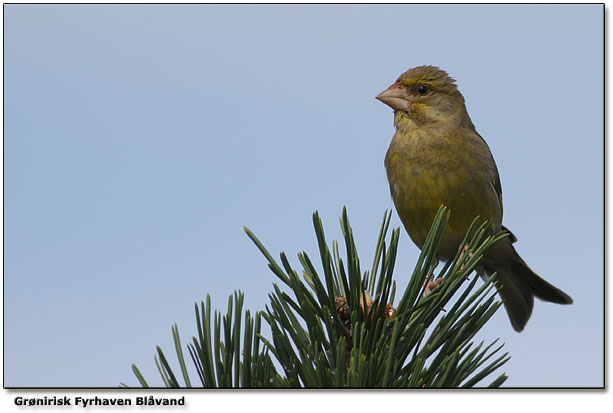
[417,85,429,95]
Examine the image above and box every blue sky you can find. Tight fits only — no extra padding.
[4,4,603,387]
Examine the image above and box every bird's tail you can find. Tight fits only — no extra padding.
[482,238,573,332]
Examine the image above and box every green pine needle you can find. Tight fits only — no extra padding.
[127,206,510,388]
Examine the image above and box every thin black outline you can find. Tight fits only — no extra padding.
[2,2,606,391]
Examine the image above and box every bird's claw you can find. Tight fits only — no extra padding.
[459,244,474,273]
[422,277,444,297]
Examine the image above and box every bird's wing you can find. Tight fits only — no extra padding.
[474,131,518,242]
[487,151,518,242]
[501,225,518,243]
[472,130,510,230]
[491,165,504,219]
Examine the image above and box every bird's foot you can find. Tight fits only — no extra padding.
[422,277,444,297]
[458,244,474,274]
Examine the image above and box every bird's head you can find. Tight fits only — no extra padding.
[376,65,470,128]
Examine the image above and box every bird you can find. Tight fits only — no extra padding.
[376,65,572,332]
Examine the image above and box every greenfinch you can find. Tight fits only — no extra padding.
[376,65,572,332]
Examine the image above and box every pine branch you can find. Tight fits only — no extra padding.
[127,206,510,388]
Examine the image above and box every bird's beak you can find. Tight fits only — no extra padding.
[376,82,411,112]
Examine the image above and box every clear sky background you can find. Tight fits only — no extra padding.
[4,4,603,388]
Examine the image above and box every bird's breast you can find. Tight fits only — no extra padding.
[384,130,498,257]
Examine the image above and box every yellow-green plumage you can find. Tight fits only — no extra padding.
[378,65,572,332]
